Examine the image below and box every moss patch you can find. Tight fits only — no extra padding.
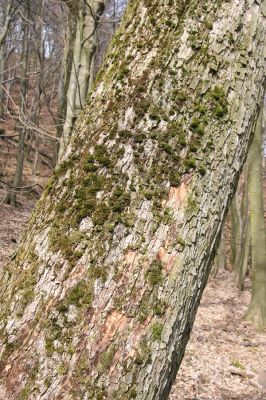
[58,280,93,312]
[147,261,163,286]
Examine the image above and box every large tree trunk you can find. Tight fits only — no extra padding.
[245,106,266,330]
[0,1,265,399]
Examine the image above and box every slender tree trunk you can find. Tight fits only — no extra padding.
[75,4,95,111]
[237,164,251,289]
[31,0,45,179]
[0,1,14,119]
[245,106,266,330]
[0,1,265,399]
[31,81,41,179]
[55,15,74,164]
[230,195,238,268]
[0,43,5,118]
[213,230,226,276]
[231,192,242,271]
[237,218,250,290]
[231,163,250,287]
[59,0,105,159]
[75,0,105,111]
[59,5,84,157]
[6,1,30,206]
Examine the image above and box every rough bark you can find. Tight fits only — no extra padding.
[0,1,265,399]
[245,106,266,330]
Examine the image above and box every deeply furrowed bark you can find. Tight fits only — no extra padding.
[0,1,265,399]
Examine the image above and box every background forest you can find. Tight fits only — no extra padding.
[0,1,265,399]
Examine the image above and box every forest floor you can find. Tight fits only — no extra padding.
[170,270,266,400]
[0,137,266,400]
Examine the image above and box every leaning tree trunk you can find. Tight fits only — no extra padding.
[0,1,265,399]
[245,106,266,330]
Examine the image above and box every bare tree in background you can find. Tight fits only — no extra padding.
[59,0,105,158]
[1,0,127,202]
[245,106,266,330]
[230,163,250,289]
[0,0,20,118]
[6,0,30,206]
[1,0,67,204]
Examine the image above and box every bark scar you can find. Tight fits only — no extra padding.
[168,181,190,211]
[158,247,176,273]
[97,311,129,354]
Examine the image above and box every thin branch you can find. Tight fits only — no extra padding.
[0,179,43,192]
[2,85,59,142]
